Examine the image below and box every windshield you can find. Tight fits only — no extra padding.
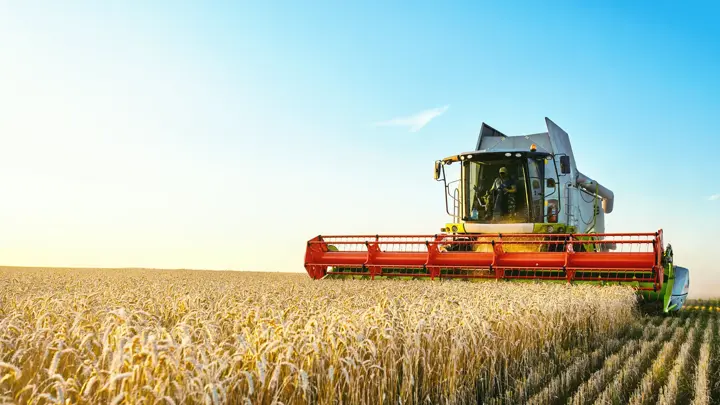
[463,157,544,223]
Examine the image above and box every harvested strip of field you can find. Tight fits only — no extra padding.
[691,317,715,405]
[0,267,638,404]
[710,312,720,405]
[532,318,680,405]
[568,318,680,405]
[628,322,689,405]
[525,337,624,405]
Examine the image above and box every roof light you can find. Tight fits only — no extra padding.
[530,144,537,152]
[466,154,473,159]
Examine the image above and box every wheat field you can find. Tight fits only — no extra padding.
[0,267,718,405]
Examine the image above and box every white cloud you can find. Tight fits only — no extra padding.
[375,105,449,132]
[709,194,720,201]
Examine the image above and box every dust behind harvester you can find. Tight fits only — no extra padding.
[304,117,689,313]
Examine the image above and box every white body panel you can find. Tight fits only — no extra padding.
[566,185,605,234]
[463,223,536,233]
[544,118,609,234]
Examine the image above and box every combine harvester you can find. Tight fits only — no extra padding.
[304,118,690,313]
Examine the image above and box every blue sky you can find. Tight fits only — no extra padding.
[1,1,718,295]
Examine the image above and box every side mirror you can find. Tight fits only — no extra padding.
[434,161,442,180]
[546,178,556,188]
[560,155,570,174]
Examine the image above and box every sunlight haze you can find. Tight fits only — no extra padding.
[1,1,718,297]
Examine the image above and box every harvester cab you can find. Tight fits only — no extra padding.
[305,117,690,313]
[435,118,612,240]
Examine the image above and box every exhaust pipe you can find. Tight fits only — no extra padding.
[576,172,614,214]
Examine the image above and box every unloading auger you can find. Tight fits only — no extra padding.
[303,117,690,313]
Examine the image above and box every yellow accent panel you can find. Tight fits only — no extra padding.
[443,223,577,234]
[441,155,460,163]
[532,223,575,233]
[443,223,467,233]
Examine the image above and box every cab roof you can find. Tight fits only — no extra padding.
[441,150,551,164]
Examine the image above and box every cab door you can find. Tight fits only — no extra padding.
[527,158,545,222]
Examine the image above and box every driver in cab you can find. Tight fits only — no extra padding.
[489,167,517,221]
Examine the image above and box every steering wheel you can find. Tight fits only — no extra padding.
[472,186,487,208]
